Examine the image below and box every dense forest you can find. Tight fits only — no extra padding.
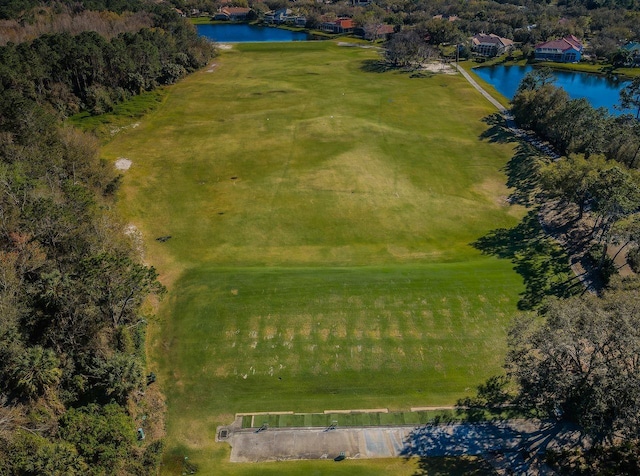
[0,1,215,474]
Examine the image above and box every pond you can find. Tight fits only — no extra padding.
[473,64,630,115]
[197,24,310,43]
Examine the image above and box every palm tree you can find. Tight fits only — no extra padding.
[11,346,61,399]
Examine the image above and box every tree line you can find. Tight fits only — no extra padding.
[177,0,640,60]
[0,2,215,474]
[465,70,640,474]
[0,6,215,117]
[513,69,640,168]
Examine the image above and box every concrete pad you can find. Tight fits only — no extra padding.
[225,420,588,467]
[229,427,413,462]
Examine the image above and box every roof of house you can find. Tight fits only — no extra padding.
[377,24,395,35]
[535,35,583,51]
[321,17,353,27]
[336,18,353,28]
[472,33,514,47]
[622,42,640,52]
[221,7,251,15]
[433,14,459,22]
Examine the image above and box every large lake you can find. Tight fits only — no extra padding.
[473,64,630,115]
[197,24,310,43]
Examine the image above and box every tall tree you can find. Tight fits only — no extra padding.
[507,288,640,444]
[539,154,608,219]
[618,76,640,119]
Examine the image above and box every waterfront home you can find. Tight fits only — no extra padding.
[320,18,354,34]
[471,33,514,57]
[622,42,640,66]
[264,8,292,24]
[213,7,251,21]
[534,35,583,62]
[355,24,395,40]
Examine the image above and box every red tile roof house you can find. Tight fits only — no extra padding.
[534,35,583,62]
[471,33,514,57]
[320,18,355,34]
[213,7,251,21]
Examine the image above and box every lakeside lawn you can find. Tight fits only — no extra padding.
[102,40,524,474]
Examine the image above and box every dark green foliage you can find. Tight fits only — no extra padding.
[0,7,215,118]
[87,352,144,404]
[587,243,617,283]
[9,346,62,400]
[4,431,89,475]
[512,72,640,166]
[0,2,193,473]
[507,289,640,444]
[59,404,137,474]
[627,245,640,271]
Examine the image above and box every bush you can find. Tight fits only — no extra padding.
[627,246,640,273]
[588,244,617,284]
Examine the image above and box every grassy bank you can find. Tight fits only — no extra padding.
[102,40,524,474]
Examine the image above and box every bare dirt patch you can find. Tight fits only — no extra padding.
[419,61,457,75]
[115,157,132,170]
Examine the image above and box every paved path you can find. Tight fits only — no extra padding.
[456,64,508,115]
[220,418,587,474]
[455,63,560,160]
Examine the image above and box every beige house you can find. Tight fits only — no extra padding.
[471,33,514,57]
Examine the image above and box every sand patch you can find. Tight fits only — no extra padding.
[115,157,132,170]
[298,320,312,337]
[218,43,233,50]
[206,63,218,73]
[420,62,457,74]
[318,328,330,341]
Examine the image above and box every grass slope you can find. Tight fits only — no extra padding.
[102,41,524,474]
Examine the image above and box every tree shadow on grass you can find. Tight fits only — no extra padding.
[479,113,519,144]
[473,210,582,310]
[502,143,546,207]
[478,114,548,207]
[406,455,497,475]
[360,59,394,73]
[360,59,432,76]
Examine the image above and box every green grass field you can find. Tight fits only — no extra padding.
[102,41,524,474]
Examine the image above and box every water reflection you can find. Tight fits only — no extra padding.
[474,64,629,115]
[197,24,310,43]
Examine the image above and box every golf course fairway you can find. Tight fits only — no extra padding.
[102,40,525,474]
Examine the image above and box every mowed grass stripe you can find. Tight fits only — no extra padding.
[158,261,522,422]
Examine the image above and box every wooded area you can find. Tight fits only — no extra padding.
[0,2,215,474]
